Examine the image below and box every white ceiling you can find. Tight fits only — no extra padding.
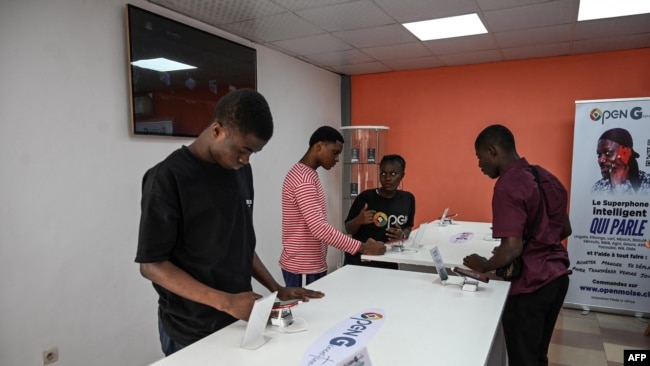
[148,0,650,75]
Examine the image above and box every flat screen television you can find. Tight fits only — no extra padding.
[126,4,257,137]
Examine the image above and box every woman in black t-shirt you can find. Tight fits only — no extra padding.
[344,155,416,269]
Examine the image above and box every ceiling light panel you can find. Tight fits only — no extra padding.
[574,13,650,39]
[578,0,650,21]
[403,13,488,41]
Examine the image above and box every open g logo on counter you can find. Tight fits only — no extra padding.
[359,312,383,321]
[301,308,385,366]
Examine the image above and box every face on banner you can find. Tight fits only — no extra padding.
[590,126,650,195]
[566,98,650,315]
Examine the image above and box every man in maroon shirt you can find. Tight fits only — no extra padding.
[464,124,572,366]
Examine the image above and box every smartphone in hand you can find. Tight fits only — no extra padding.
[273,299,301,309]
[452,267,490,283]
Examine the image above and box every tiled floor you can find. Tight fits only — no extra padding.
[548,308,650,366]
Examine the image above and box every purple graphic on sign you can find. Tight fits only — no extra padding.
[450,232,474,243]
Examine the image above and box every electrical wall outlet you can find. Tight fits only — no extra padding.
[42,347,58,365]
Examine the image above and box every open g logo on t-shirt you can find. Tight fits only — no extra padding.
[373,212,389,227]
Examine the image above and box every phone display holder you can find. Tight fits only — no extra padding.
[438,208,450,226]
[276,317,308,333]
[461,279,479,292]
[442,214,458,225]
[389,240,405,252]
[450,267,491,291]
[438,275,479,291]
[438,208,459,226]
[270,301,308,333]
[270,307,294,327]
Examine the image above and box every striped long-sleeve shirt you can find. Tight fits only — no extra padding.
[280,162,362,274]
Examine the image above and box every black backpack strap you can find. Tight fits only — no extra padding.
[523,166,545,249]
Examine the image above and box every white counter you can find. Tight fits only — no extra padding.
[149,265,509,366]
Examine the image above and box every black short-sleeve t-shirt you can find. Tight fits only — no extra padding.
[344,189,415,266]
[135,146,256,346]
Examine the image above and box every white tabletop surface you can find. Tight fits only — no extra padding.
[149,265,510,366]
[363,220,498,269]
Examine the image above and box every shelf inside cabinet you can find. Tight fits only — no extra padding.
[340,126,388,215]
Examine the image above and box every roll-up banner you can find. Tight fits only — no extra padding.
[565,97,650,315]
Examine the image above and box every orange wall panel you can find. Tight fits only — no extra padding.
[351,48,650,226]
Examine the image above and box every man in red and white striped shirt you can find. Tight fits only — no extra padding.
[280,126,386,287]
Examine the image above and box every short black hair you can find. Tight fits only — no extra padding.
[309,126,344,147]
[475,124,516,152]
[212,89,273,141]
[380,154,406,171]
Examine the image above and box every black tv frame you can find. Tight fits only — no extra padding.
[125,4,257,137]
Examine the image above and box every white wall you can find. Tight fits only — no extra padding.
[0,0,343,365]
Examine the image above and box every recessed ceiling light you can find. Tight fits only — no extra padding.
[578,0,650,21]
[403,13,488,41]
[131,57,196,72]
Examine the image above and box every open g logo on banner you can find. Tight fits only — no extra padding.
[590,108,603,122]
[301,308,385,366]
[589,106,648,124]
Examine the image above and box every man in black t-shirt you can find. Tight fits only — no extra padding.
[135,89,324,356]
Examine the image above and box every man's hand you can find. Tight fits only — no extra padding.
[222,291,263,321]
[359,238,386,255]
[463,254,488,273]
[277,287,325,302]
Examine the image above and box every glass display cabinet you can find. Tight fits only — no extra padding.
[340,126,389,217]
